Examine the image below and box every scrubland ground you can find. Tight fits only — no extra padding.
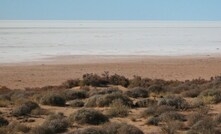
[0,72,221,134]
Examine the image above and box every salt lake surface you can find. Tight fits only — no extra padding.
[0,21,221,63]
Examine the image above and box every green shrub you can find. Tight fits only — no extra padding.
[125,87,148,98]
[134,98,157,107]
[12,101,39,116]
[106,99,130,117]
[102,122,144,134]
[40,94,66,106]
[69,109,109,125]
[157,96,189,110]
[69,100,84,108]
[0,117,9,127]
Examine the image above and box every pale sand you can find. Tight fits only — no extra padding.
[1,55,221,89]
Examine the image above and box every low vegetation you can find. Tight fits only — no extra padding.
[1,73,221,133]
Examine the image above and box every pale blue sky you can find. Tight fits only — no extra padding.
[0,0,221,20]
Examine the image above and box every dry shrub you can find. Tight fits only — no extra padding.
[182,88,202,98]
[89,87,122,97]
[69,127,106,134]
[69,109,109,125]
[62,79,80,88]
[31,125,54,134]
[146,116,160,126]
[148,84,166,94]
[109,74,129,87]
[125,87,148,98]
[129,76,151,88]
[0,116,9,127]
[63,90,87,100]
[0,122,30,134]
[134,98,157,107]
[102,122,144,134]
[187,117,218,134]
[141,105,175,118]
[161,121,183,134]
[159,111,186,122]
[157,96,189,110]
[215,113,221,124]
[187,112,204,126]
[106,99,130,117]
[82,73,108,87]
[41,113,69,133]
[40,93,66,106]
[199,89,221,104]
[12,101,39,116]
[85,93,133,107]
[69,100,84,108]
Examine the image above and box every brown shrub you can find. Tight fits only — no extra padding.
[12,101,39,116]
[40,93,66,106]
[109,74,129,87]
[62,79,80,88]
[63,90,88,100]
[69,109,109,125]
[134,98,157,107]
[106,99,130,117]
[102,122,144,134]
[125,87,148,98]
[69,100,84,108]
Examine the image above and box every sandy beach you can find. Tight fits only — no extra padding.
[1,55,221,89]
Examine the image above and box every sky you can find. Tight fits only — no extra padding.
[0,0,221,20]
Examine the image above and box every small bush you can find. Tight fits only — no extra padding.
[89,88,122,96]
[69,100,84,108]
[69,127,107,134]
[159,111,186,122]
[12,101,39,116]
[129,76,151,88]
[187,117,217,134]
[215,113,221,124]
[134,98,157,107]
[141,105,175,118]
[42,113,69,133]
[125,87,148,98]
[158,96,189,110]
[85,93,133,107]
[187,112,204,126]
[109,74,130,87]
[0,117,9,127]
[199,89,221,104]
[40,94,66,106]
[69,109,109,125]
[31,125,54,134]
[8,122,30,133]
[102,122,144,134]
[106,99,130,117]
[146,117,160,126]
[63,90,87,100]
[62,79,80,88]
[82,73,107,87]
[182,88,202,98]
[161,121,183,134]
[148,85,166,94]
